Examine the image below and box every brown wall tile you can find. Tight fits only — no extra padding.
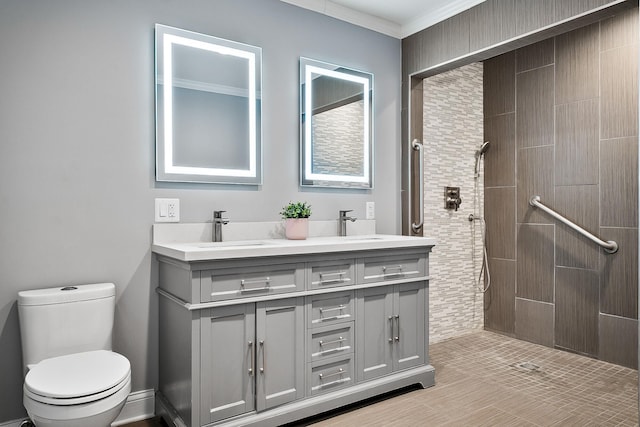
[554,185,600,270]
[485,187,516,260]
[515,298,554,347]
[599,314,638,369]
[516,65,555,149]
[484,113,515,187]
[600,227,638,319]
[555,23,599,105]
[442,11,470,61]
[600,6,639,51]
[484,51,516,117]
[555,267,599,356]
[515,0,555,36]
[601,44,639,139]
[554,0,614,24]
[600,137,639,227]
[484,258,516,334]
[517,146,555,224]
[470,0,517,52]
[516,38,555,73]
[555,99,599,185]
[517,224,555,302]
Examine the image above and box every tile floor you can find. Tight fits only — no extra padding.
[129,331,638,426]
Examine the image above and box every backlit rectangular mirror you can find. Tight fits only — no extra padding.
[300,57,373,189]
[155,24,262,184]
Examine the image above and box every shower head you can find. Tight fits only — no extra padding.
[478,141,490,156]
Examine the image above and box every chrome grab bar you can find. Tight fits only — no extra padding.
[529,195,618,254]
[411,139,424,233]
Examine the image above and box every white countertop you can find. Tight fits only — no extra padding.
[152,234,436,262]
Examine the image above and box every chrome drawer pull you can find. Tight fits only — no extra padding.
[382,265,404,277]
[319,337,344,347]
[319,305,345,314]
[319,368,344,380]
[259,340,265,374]
[394,315,400,342]
[240,277,270,292]
[388,316,394,342]
[319,271,346,284]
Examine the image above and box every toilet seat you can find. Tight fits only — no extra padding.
[24,350,130,405]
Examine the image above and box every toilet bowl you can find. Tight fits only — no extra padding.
[23,350,131,427]
[17,283,132,427]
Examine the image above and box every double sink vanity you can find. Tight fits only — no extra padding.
[153,223,435,427]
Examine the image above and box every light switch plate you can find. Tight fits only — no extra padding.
[366,202,375,220]
[155,198,180,222]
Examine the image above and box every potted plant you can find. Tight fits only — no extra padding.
[280,201,312,240]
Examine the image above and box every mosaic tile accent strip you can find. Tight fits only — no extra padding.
[423,62,485,343]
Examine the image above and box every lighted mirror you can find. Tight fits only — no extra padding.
[300,57,373,189]
[155,24,262,184]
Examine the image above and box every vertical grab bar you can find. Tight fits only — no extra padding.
[411,139,424,233]
[529,195,618,254]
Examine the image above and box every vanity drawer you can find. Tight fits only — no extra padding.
[308,291,354,328]
[201,262,304,302]
[308,323,354,362]
[308,258,356,290]
[308,356,354,396]
[358,251,427,284]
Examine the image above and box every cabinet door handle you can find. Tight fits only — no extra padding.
[394,315,400,342]
[259,340,265,374]
[248,341,254,376]
[388,316,394,342]
[240,277,271,292]
[319,368,344,380]
[382,265,404,278]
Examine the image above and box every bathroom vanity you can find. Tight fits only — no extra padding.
[153,232,435,427]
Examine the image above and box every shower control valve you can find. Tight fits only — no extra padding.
[445,187,462,211]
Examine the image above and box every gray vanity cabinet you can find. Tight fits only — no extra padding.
[355,281,426,382]
[200,298,304,424]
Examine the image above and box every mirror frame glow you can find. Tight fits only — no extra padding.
[155,24,262,184]
[300,57,373,189]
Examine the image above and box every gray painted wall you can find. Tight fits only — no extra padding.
[0,0,400,421]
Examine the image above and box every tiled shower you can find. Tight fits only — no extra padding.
[483,7,638,369]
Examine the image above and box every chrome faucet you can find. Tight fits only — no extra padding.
[339,210,357,236]
[213,210,229,242]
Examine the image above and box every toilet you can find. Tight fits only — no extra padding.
[18,283,131,427]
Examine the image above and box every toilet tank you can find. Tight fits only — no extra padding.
[18,283,116,372]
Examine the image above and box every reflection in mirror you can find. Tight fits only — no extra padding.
[155,24,262,184]
[300,57,373,189]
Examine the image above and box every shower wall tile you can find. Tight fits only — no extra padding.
[484,113,515,187]
[554,0,616,22]
[516,65,554,148]
[517,146,554,224]
[517,224,555,302]
[484,258,516,334]
[600,6,639,52]
[515,298,554,347]
[515,0,555,36]
[554,185,600,270]
[516,38,554,73]
[469,0,517,53]
[555,99,599,186]
[555,267,599,356]
[601,44,639,139]
[485,187,516,260]
[599,314,638,369]
[441,11,471,61]
[484,51,515,117]
[600,137,638,227]
[555,23,599,105]
[600,227,638,319]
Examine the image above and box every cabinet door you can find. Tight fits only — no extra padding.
[201,304,255,424]
[393,282,426,371]
[256,297,304,411]
[355,286,393,381]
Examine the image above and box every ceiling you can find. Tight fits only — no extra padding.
[280,0,485,39]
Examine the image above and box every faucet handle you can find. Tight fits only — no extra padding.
[339,210,353,216]
[214,210,226,218]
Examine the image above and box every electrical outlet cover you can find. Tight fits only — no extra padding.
[155,198,180,222]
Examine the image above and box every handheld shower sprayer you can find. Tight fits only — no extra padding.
[474,141,490,177]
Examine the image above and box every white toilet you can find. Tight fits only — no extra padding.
[18,283,131,427]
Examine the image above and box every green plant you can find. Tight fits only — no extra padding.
[280,201,312,219]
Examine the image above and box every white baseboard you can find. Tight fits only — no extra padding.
[0,389,155,427]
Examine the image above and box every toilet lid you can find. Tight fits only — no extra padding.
[25,350,130,399]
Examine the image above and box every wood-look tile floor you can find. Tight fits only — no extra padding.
[125,331,638,427]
